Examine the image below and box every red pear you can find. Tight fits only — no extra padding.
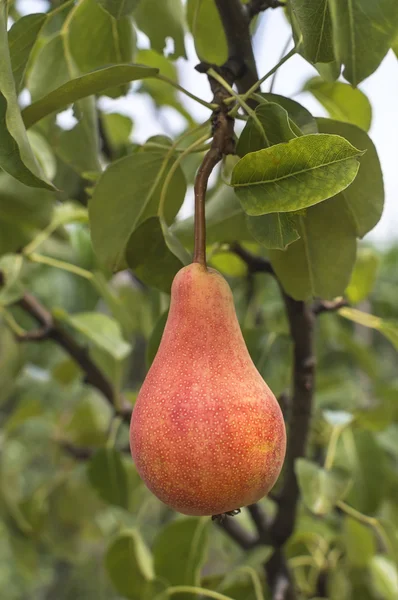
[130,263,286,516]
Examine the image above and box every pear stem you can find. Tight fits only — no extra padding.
[193,147,222,267]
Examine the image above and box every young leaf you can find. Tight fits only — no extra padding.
[370,556,398,600]
[295,458,352,515]
[290,0,334,63]
[0,4,53,189]
[338,307,398,351]
[236,102,299,157]
[246,213,300,250]
[0,254,24,305]
[304,77,372,131]
[22,65,158,128]
[126,217,190,293]
[270,196,357,300]
[60,312,132,360]
[345,248,380,304]
[87,448,129,509]
[317,118,383,237]
[258,93,318,134]
[187,0,228,65]
[231,134,364,216]
[89,145,186,271]
[106,530,155,600]
[8,13,47,91]
[153,518,209,587]
[135,0,186,59]
[329,0,398,85]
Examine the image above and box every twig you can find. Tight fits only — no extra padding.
[230,243,274,275]
[14,293,131,422]
[246,0,286,20]
[216,517,258,550]
[312,298,348,315]
[269,295,315,547]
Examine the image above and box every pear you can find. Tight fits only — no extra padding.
[130,263,286,516]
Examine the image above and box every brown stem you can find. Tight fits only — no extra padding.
[193,148,222,267]
[269,295,315,546]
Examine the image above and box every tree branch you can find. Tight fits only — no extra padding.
[229,243,274,275]
[269,295,315,547]
[14,293,131,422]
[214,0,259,94]
[216,518,258,550]
[312,298,348,315]
[245,0,285,20]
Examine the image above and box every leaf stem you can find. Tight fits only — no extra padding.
[226,45,298,114]
[337,501,391,554]
[156,74,218,111]
[26,253,93,280]
[269,36,293,93]
[207,68,266,141]
[158,133,210,219]
[0,306,28,338]
[324,425,343,471]
[161,586,234,600]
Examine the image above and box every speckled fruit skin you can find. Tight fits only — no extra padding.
[130,263,286,516]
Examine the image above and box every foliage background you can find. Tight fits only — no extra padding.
[0,0,398,599]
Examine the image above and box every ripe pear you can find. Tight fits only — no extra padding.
[130,263,286,516]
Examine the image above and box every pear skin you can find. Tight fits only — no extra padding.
[130,263,286,516]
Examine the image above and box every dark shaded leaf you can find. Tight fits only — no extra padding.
[87,448,129,509]
[291,0,334,63]
[135,0,186,59]
[186,0,228,65]
[126,217,190,293]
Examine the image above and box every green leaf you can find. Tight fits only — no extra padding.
[66,389,113,447]
[187,0,228,65]
[153,518,209,588]
[344,517,376,568]
[106,530,155,599]
[23,65,158,128]
[236,102,299,157]
[87,448,129,509]
[345,248,380,304]
[290,0,334,63]
[0,254,24,305]
[146,310,168,368]
[135,0,186,59]
[100,111,133,150]
[370,556,398,600]
[317,118,384,237]
[126,217,189,293]
[97,0,140,18]
[0,172,54,257]
[270,196,357,300]
[61,312,132,360]
[304,77,372,131]
[27,129,57,181]
[0,3,53,189]
[246,213,299,250]
[258,93,318,135]
[172,186,252,247]
[231,134,363,216]
[295,458,352,515]
[338,307,398,350]
[67,0,135,92]
[89,144,186,271]
[329,0,398,85]
[8,13,47,91]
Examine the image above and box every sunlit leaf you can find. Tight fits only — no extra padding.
[231,134,363,216]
